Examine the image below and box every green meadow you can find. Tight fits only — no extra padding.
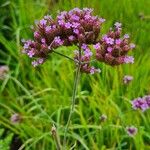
[0,0,150,149]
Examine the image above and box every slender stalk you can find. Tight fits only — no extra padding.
[63,48,81,149]
[53,50,78,63]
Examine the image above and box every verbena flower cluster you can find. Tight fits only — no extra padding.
[22,8,135,74]
[131,95,150,112]
[94,23,135,65]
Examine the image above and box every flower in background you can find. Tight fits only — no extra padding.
[123,75,133,84]
[126,126,138,137]
[131,95,150,112]
[99,114,107,122]
[10,113,22,124]
[0,65,9,80]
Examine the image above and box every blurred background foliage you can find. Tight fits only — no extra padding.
[0,0,150,149]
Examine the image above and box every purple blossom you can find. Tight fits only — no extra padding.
[124,56,134,64]
[72,22,80,28]
[65,22,72,29]
[123,75,133,84]
[41,38,46,44]
[85,14,91,20]
[58,20,65,26]
[27,49,35,58]
[45,26,52,32]
[34,31,40,38]
[90,67,96,74]
[126,126,137,137]
[73,29,79,34]
[84,49,93,57]
[71,15,80,21]
[32,60,38,67]
[54,36,63,45]
[99,18,106,23]
[107,47,113,53]
[144,96,150,107]
[105,37,114,45]
[68,35,75,41]
[40,19,47,26]
[89,67,101,75]
[114,22,122,28]
[124,34,130,39]
[93,43,101,50]
[81,43,88,50]
[131,97,149,111]
[130,43,135,49]
[115,39,122,45]
[44,15,52,20]
[102,34,108,40]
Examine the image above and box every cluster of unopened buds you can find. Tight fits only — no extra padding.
[22,8,135,74]
[131,95,150,112]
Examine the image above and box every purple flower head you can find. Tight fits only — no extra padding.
[131,97,149,112]
[85,14,91,20]
[126,126,137,137]
[124,56,134,64]
[81,43,88,50]
[84,49,93,57]
[93,43,100,50]
[105,37,114,45]
[144,95,150,107]
[115,39,122,45]
[41,38,46,44]
[72,22,80,28]
[27,49,35,58]
[73,29,79,35]
[32,60,38,67]
[99,18,106,23]
[65,22,72,29]
[107,47,113,53]
[34,31,40,39]
[54,36,63,45]
[90,67,101,74]
[114,22,122,28]
[40,19,47,26]
[45,26,52,33]
[123,75,133,84]
[71,15,80,21]
[44,15,52,20]
[68,35,75,41]
[130,43,136,49]
[124,34,130,39]
[58,20,65,26]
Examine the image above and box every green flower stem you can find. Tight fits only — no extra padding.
[53,50,78,63]
[63,48,81,149]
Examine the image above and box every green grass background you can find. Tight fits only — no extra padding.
[0,0,150,149]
